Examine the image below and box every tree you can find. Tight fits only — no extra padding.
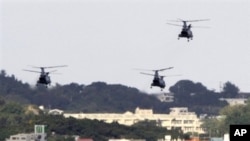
[0,102,24,114]
[201,118,224,137]
[0,70,6,77]
[0,97,5,106]
[169,80,226,115]
[221,82,239,98]
[169,80,208,99]
[202,100,250,136]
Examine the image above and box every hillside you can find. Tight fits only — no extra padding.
[0,70,170,113]
[0,70,231,115]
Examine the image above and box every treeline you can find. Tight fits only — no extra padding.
[202,99,250,137]
[0,99,186,141]
[0,70,241,115]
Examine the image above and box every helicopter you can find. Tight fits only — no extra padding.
[23,65,67,87]
[167,19,209,41]
[137,67,179,91]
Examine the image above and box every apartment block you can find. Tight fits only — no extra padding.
[64,107,205,134]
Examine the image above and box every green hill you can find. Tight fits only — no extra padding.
[0,70,231,115]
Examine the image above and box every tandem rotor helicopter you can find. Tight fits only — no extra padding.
[23,65,67,88]
[167,19,209,41]
[136,67,180,91]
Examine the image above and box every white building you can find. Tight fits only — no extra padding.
[109,139,145,141]
[219,98,247,106]
[5,133,47,141]
[64,107,205,134]
[154,93,174,102]
[6,125,47,141]
[48,109,64,115]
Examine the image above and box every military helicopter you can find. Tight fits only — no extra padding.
[167,19,209,41]
[137,67,179,91]
[23,65,67,87]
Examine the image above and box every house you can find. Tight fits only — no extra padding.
[48,109,64,115]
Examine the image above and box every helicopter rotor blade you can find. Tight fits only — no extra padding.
[155,67,174,72]
[44,65,68,69]
[140,72,155,76]
[166,23,183,27]
[192,25,210,28]
[185,19,210,22]
[23,69,41,73]
[48,70,62,75]
[48,70,57,73]
[161,74,182,78]
[134,67,173,72]
[167,19,182,22]
[28,65,68,69]
[168,19,210,23]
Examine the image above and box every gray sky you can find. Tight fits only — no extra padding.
[1,0,250,93]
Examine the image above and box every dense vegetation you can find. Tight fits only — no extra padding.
[0,99,185,141]
[0,69,246,140]
[202,99,250,137]
[0,70,239,115]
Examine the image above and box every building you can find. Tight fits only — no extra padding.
[6,125,47,141]
[5,133,47,141]
[219,98,247,106]
[153,93,174,102]
[109,139,145,141]
[77,138,94,141]
[48,109,64,115]
[64,107,205,134]
[238,92,250,99]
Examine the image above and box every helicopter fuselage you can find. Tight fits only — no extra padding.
[179,30,193,38]
[178,24,193,40]
[151,72,166,90]
[139,67,174,91]
[167,19,209,41]
[151,77,166,89]
[23,65,67,88]
[37,74,51,85]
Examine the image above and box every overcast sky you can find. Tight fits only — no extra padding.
[1,0,250,93]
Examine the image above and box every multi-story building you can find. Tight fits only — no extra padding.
[5,133,47,141]
[219,98,247,106]
[153,93,174,102]
[5,125,47,141]
[64,107,205,134]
